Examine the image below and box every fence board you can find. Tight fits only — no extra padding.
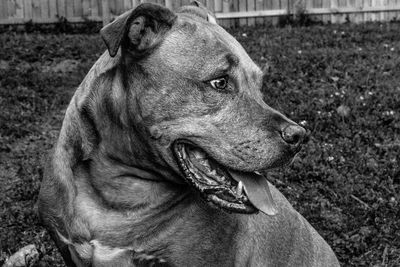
[214,0,226,27]
[384,0,389,20]
[101,0,109,24]
[32,0,41,19]
[122,0,130,10]
[231,0,238,27]
[7,0,14,17]
[382,0,388,20]
[74,0,83,16]
[379,0,385,20]
[90,0,98,16]
[117,0,124,14]
[206,0,214,12]
[221,0,232,28]
[330,0,338,22]
[321,0,330,22]
[24,0,33,19]
[271,0,279,25]
[353,0,362,22]
[239,0,247,26]
[306,0,315,22]
[108,0,115,14]
[371,0,377,21]
[371,0,377,20]
[65,0,73,17]
[17,0,24,17]
[247,0,255,26]
[316,0,324,21]
[348,0,355,22]
[7,0,15,18]
[57,0,65,17]
[388,0,395,20]
[132,0,140,9]
[263,0,272,25]
[0,0,8,20]
[82,0,90,16]
[395,0,400,20]
[256,0,264,25]
[40,0,48,18]
[49,0,57,19]
[214,0,222,12]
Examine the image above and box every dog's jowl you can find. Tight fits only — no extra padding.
[38,2,340,266]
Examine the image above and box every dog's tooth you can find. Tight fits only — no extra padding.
[182,152,187,159]
[236,181,244,196]
[201,159,211,168]
[193,150,207,159]
[195,154,206,160]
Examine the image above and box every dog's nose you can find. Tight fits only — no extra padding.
[281,124,307,146]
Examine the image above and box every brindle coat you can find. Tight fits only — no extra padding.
[38,3,340,266]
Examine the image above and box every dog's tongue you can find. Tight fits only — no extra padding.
[229,170,277,216]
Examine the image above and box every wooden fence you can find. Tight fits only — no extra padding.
[2,0,400,27]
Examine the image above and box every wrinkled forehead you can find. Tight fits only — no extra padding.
[152,14,261,78]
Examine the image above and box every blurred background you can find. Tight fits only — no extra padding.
[1,0,399,266]
[1,0,400,28]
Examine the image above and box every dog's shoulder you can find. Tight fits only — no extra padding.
[261,183,340,266]
[37,51,121,234]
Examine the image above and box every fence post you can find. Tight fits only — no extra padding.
[222,0,231,27]
[131,0,140,9]
[165,0,173,10]
[24,0,33,21]
[102,0,110,26]
[330,0,338,23]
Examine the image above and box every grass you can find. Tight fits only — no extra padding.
[0,23,399,266]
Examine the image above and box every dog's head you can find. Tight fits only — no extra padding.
[100,2,307,215]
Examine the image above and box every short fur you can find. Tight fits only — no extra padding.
[38,3,340,266]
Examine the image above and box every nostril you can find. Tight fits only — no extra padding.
[281,125,307,146]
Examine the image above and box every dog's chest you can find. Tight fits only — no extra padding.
[73,240,170,266]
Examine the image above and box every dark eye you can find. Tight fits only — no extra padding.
[209,77,228,90]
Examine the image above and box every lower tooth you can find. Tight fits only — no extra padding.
[201,160,211,169]
[193,150,207,159]
[236,181,243,195]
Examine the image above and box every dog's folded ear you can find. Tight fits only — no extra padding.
[100,3,176,58]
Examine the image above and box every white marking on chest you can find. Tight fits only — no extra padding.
[59,231,167,265]
[90,240,128,261]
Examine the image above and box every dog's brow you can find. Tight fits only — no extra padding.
[206,54,239,79]
[225,54,239,67]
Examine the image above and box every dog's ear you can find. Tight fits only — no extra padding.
[100,3,176,57]
[177,1,217,24]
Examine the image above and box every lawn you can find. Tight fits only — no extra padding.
[0,23,399,266]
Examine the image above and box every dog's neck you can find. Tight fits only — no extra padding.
[84,102,188,216]
[78,53,176,178]
[76,53,190,217]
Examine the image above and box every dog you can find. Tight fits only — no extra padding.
[38,2,340,266]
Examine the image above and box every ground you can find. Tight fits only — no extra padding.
[0,23,399,266]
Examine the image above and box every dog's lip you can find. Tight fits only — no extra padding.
[173,141,256,214]
[172,140,277,215]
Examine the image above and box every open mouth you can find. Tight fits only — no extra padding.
[173,141,277,215]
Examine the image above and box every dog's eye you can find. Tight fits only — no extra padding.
[209,77,228,90]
